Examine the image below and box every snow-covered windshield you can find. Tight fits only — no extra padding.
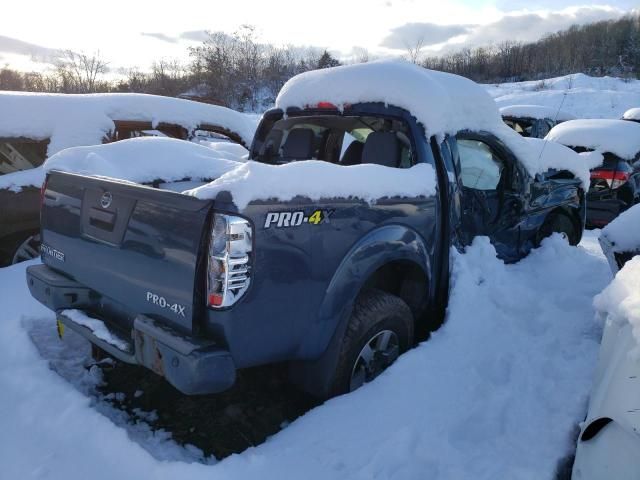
[257,115,416,169]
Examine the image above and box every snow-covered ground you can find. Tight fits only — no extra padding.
[488,74,640,119]
[0,231,611,479]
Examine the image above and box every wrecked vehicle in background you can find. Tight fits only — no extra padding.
[27,61,592,401]
[571,205,640,480]
[546,119,640,228]
[0,92,256,265]
[622,107,640,123]
[500,104,575,138]
[599,203,640,273]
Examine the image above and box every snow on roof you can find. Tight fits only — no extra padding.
[0,91,257,156]
[275,61,594,187]
[600,204,640,253]
[623,107,640,121]
[546,119,640,160]
[187,161,437,209]
[594,255,640,350]
[0,137,242,192]
[499,104,576,122]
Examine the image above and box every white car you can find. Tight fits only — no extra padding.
[572,205,640,479]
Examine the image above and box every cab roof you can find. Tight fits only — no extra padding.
[500,105,576,122]
[546,119,640,160]
[0,91,257,155]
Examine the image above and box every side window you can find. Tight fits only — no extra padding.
[457,139,504,190]
[0,140,48,175]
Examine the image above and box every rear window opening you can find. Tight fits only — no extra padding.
[0,138,49,175]
[257,115,416,169]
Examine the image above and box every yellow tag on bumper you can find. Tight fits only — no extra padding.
[56,319,65,339]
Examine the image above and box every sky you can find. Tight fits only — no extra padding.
[0,0,637,73]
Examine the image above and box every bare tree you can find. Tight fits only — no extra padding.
[405,36,426,64]
[55,50,109,93]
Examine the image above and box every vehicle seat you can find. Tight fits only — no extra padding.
[341,141,364,165]
[361,132,401,168]
[282,128,315,160]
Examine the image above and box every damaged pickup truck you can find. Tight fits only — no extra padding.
[27,62,590,399]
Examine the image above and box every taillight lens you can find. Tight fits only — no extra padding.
[590,169,629,189]
[207,214,252,309]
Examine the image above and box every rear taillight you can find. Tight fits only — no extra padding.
[207,214,252,309]
[590,169,629,189]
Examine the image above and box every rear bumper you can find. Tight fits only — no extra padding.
[27,264,236,395]
[586,194,627,228]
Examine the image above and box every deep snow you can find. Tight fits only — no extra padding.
[488,74,640,120]
[0,232,610,479]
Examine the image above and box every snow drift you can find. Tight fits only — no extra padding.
[0,233,610,479]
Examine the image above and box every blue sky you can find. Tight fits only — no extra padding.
[0,0,636,72]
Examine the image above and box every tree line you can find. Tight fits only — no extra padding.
[0,14,638,110]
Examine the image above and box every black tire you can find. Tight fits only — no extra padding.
[330,289,414,396]
[537,213,579,246]
[0,231,41,267]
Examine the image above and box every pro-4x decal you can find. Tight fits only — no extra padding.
[264,208,335,229]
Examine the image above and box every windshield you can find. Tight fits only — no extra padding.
[257,115,416,168]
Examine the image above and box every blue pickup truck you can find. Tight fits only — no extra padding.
[27,63,588,398]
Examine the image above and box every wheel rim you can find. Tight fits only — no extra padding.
[350,329,400,392]
[12,234,41,264]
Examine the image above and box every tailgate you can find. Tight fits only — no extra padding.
[41,171,213,334]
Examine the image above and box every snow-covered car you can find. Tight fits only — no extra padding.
[571,229,640,479]
[599,203,640,273]
[0,92,256,265]
[622,107,640,123]
[500,104,575,138]
[546,119,640,228]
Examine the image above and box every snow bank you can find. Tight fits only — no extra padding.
[489,73,640,119]
[500,104,576,121]
[0,91,257,156]
[546,119,640,160]
[594,256,640,351]
[600,204,640,253]
[186,160,437,209]
[275,61,593,187]
[623,107,640,121]
[0,234,610,479]
[0,137,243,191]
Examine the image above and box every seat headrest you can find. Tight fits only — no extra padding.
[282,128,315,160]
[341,141,364,165]
[362,132,400,168]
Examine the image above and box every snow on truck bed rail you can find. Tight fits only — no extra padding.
[0,91,257,155]
[276,61,594,187]
[0,137,243,192]
[546,119,640,160]
[186,160,437,209]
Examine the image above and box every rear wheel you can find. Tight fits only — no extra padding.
[330,289,413,396]
[11,233,41,264]
[537,213,579,246]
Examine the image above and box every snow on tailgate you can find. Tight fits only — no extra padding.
[276,60,593,187]
[0,235,609,479]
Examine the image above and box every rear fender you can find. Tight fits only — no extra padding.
[289,224,431,397]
